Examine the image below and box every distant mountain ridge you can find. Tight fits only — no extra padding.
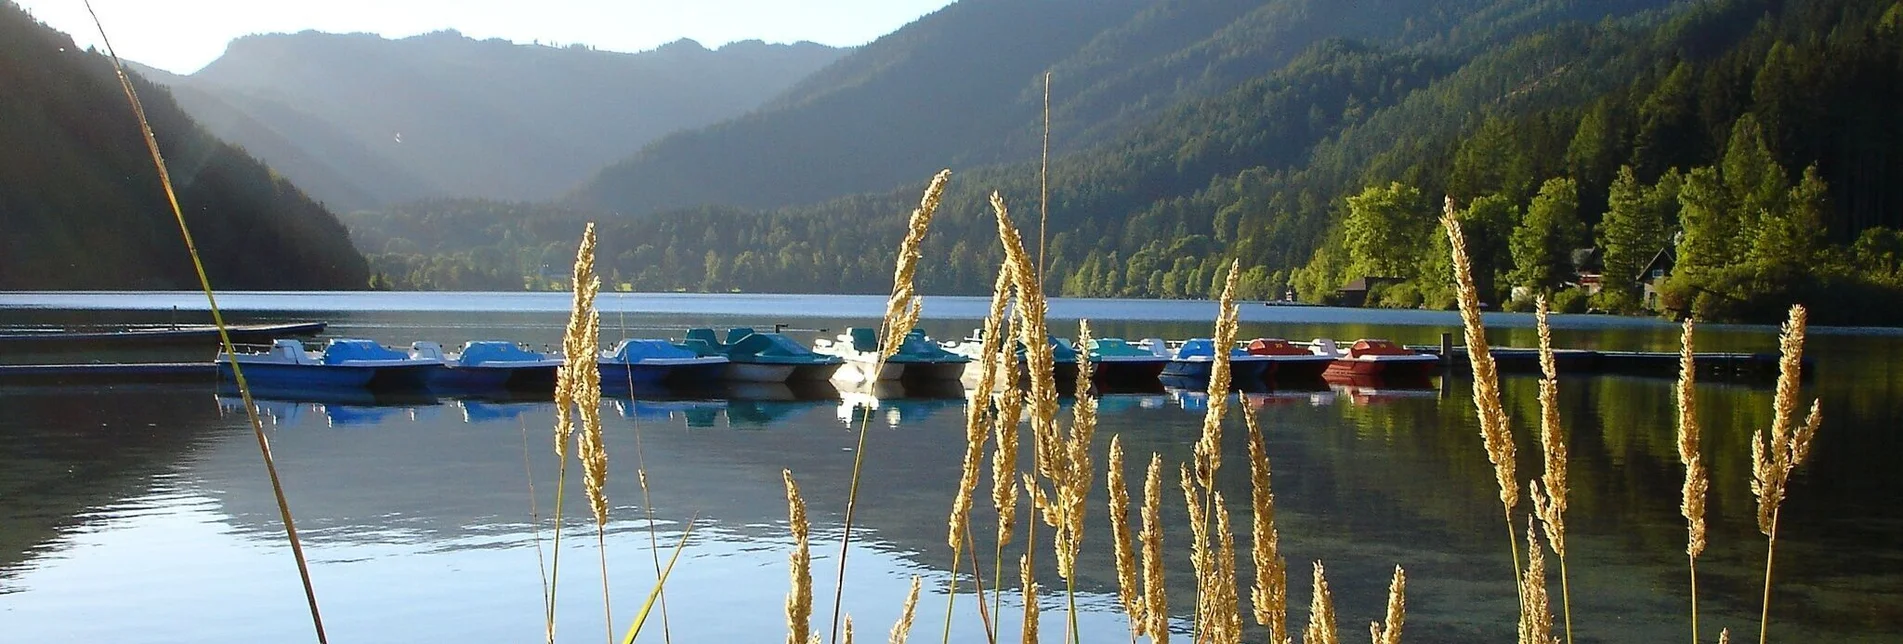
[144,30,842,210]
[0,1,368,289]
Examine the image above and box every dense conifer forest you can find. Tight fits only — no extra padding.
[0,2,368,290]
[343,0,1901,323]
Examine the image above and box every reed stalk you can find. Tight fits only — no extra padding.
[83,3,328,640]
[1057,320,1099,643]
[1212,494,1242,644]
[1519,519,1555,644]
[1245,409,1290,644]
[1022,472,1047,644]
[1139,454,1169,642]
[563,226,611,643]
[787,470,815,644]
[1531,298,1572,644]
[1440,198,1524,602]
[1179,464,1212,638]
[1752,306,1821,644]
[841,170,951,644]
[1107,435,1142,641]
[991,311,1026,638]
[1038,71,1051,286]
[1676,319,1708,644]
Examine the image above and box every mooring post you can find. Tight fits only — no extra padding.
[1439,331,1453,362]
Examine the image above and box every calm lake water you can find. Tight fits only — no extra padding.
[1,292,1899,643]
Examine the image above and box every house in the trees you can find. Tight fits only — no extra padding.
[1638,247,1677,310]
[1337,276,1404,307]
[1569,247,1605,294]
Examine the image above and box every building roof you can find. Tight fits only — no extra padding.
[1637,247,1677,283]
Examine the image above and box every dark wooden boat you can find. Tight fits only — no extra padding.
[0,322,325,349]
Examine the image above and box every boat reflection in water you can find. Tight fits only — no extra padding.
[1323,373,1440,405]
[835,379,965,427]
[1161,378,1336,413]
[215,383,441,428]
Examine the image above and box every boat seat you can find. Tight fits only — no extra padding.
[849,327,880,352]
[726,327,757,344]
[1347,339,1413,357]
[323,339,407,364]
[458,341,539,365]
[410,341,447,361]
[684,328,722,348]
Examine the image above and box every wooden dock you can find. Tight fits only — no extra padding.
[1413,346,1796,382]
[0,362,217,386]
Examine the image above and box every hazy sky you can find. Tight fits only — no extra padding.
[15,0,957,74]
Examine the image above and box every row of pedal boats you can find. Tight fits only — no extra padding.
[217,326,1440,393]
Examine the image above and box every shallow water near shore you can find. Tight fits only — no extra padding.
[2,293,1900,642]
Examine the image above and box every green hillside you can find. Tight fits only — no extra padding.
[0,1,368,290]
[355,0,1903,323]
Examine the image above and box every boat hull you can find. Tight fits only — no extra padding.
[598,362,672,391]
[831,359,903,383]
[788,362,842,382]
[427,365,517,393]
[220,361,379,389]
[1263,357,1333,382]
[726,362,798,383]
[898,361,967,382]
[1090,359,1167,385]
[1161,358,1270,381]
[1323,357,1438,381]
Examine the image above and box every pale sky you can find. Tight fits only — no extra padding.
[15,0,957,74]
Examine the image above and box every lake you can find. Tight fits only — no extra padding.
[1,292,1899,642]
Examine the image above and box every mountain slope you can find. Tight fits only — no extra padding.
[148,31,842,210]
[573,0,1668,216]
[0,1,368,289]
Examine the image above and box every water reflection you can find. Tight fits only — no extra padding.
[3,344,1901,641]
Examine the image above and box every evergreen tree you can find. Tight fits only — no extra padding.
[1509,178,1586,293]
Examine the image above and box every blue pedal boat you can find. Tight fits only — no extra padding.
[410,341,563,393]
[218,338,440,391]
[1153,338,1273,381]
[679,328,842,383]
[599,338,729,391]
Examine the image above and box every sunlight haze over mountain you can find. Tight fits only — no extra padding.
[16,0,954,73]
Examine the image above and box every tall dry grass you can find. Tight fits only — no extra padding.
[83,3,328,640]
[1678,319,1709,642]
[1750,305,1821,644]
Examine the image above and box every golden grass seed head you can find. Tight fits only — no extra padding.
[1303,561,1337,644]
[1140,453,1169,642]
[888,576,921,644]
[1677,318,1708,559]
[1020,552,1040,644]
[783,470,813,644]
[1441,208,1519,517]
[1245,410,1288,641]
[1108,435,1142,628]
[1519,518,1555,644]
[1213,494,1243,643]
[879,169,950,358]
[1371,566,1406,644]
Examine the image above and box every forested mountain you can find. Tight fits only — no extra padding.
[573,0,1667,215]
[144,31,841,211]
[0,2,367,290]
[357,0,1903,323]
